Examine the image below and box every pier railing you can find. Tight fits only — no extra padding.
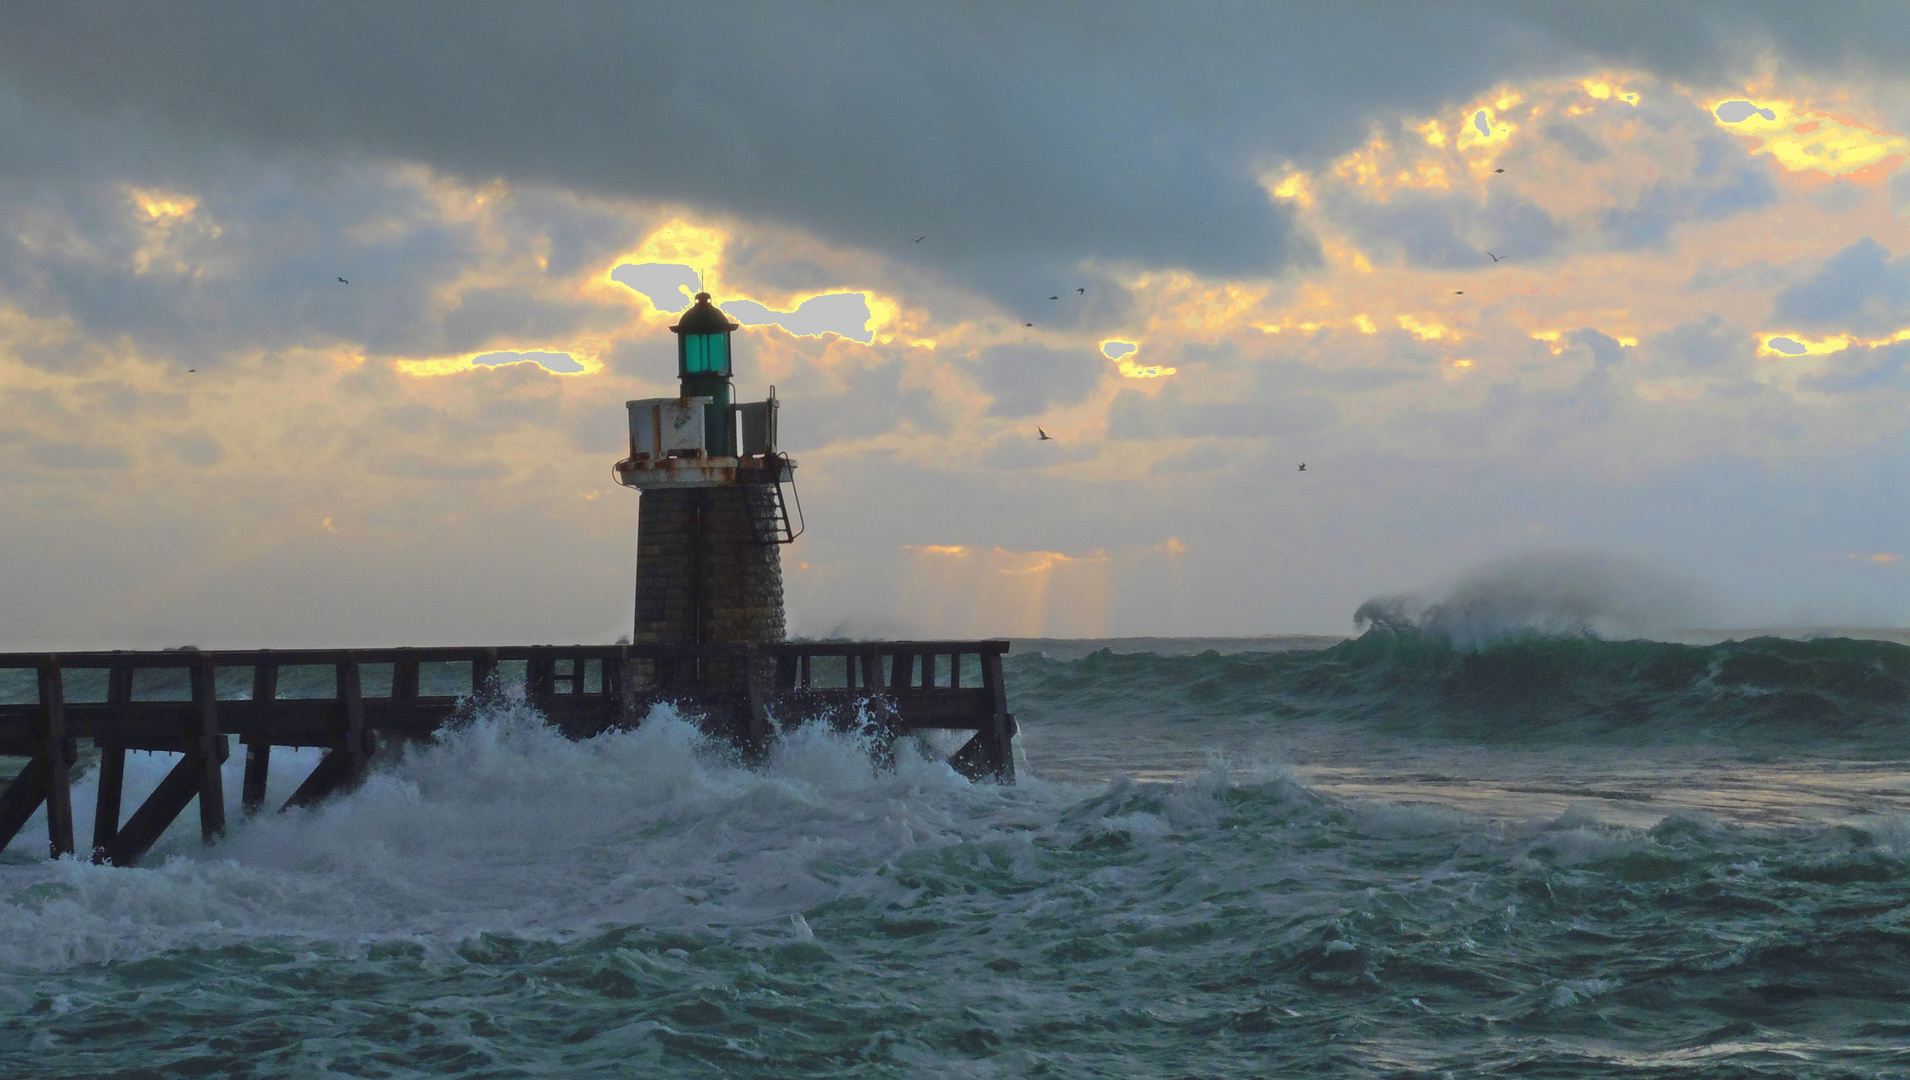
[0,640,1015,866]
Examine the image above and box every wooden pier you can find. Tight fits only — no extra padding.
[0,640,1015,866]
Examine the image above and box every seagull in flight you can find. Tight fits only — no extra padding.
[1038,428,1054,441]
[1076,287,1085,295]
[337,277,349,284]
[911,236,925,243]
[1495,168,1505,173]
[1049,295,1059,300]
[1024,322,1034,327]
[1297,462,1306,472]
[1455,290,1464,295]
[1485,251,1502,262]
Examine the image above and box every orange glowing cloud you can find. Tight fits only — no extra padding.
[394,346,601,378]
[1712,96,1910,181]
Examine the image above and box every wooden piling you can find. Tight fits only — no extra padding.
[340,659,368,776]
[981,650,1016,783]
[99,753,213,867]
[742,644,772,752]
[92,745,125,858]
[38,659,75,858]
[91,667,132,860]
[392,658,420,700]
[474,648,498,696]
[191,657,227,842]
[242,662,278,815]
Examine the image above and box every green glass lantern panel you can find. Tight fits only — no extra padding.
[680,333,731,377]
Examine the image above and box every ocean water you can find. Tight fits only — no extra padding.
[1,630,1908,1077]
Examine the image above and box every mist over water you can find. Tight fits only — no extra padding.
[1354,552,1714,649]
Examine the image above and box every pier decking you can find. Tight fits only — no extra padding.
[0,640,1015,866]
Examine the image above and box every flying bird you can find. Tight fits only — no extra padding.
[1495,168,1505,173]
[1038,428,1054,441]
[1049,296,1059,300]
[337,277,348,284]
[1297,463,1305,471]
[1076,288,1085,295]
[1455,291,1464,295]
[1024,322,1034,327]
[911,236,925,243]
[187,368,196,373]
[1486,251,1502,262]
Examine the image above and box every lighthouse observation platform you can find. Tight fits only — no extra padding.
[0,639,1015,866]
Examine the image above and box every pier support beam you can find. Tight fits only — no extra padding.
[281,659,374,811]
[39,661,75,858]
[948,652,1015,783]
[242,661,277,815]
[0,658,76,859]
[92,667,132,857]
[96,656,231,866]
[193,659,226,843]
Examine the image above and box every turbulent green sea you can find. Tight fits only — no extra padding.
[3,631,1910,1077]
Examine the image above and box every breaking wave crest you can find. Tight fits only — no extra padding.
[1009,630,1910,747]
[1353,552,1710,648]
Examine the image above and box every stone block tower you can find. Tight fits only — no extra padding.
[615,293,796,659]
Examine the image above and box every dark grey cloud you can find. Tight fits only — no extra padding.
[162,430,224,467]
[971,344,1106,418]
[1542,121,1611,163]
[1808,180,1869,214]
[1772,237,1910,334]
[1891,167,1910,219]
[0,1,1903,301]
[29,441,129,469]
[1650,314,1750,369]
[1328,188,1567,268]
[0,152,651,370]
[774,354,947,444]
[1686,259,1793,293]
[1800,340,1910,393]
[1567,327,1626,368]
[444,290,614,354]
[1106,382,1339,441]
[1598,138,1779,250]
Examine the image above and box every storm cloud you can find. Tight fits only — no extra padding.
[1,2,1906,298]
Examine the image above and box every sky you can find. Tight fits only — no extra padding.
[3,2,1910,646]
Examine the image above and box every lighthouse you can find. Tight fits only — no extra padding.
[614,293,797,660]
[0,300,1011,872]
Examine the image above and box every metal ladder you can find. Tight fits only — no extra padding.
[747,453,803,545]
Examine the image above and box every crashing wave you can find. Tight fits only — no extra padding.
[1354,552,1712,648]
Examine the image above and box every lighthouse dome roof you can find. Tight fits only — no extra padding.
[670,292,740,335]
